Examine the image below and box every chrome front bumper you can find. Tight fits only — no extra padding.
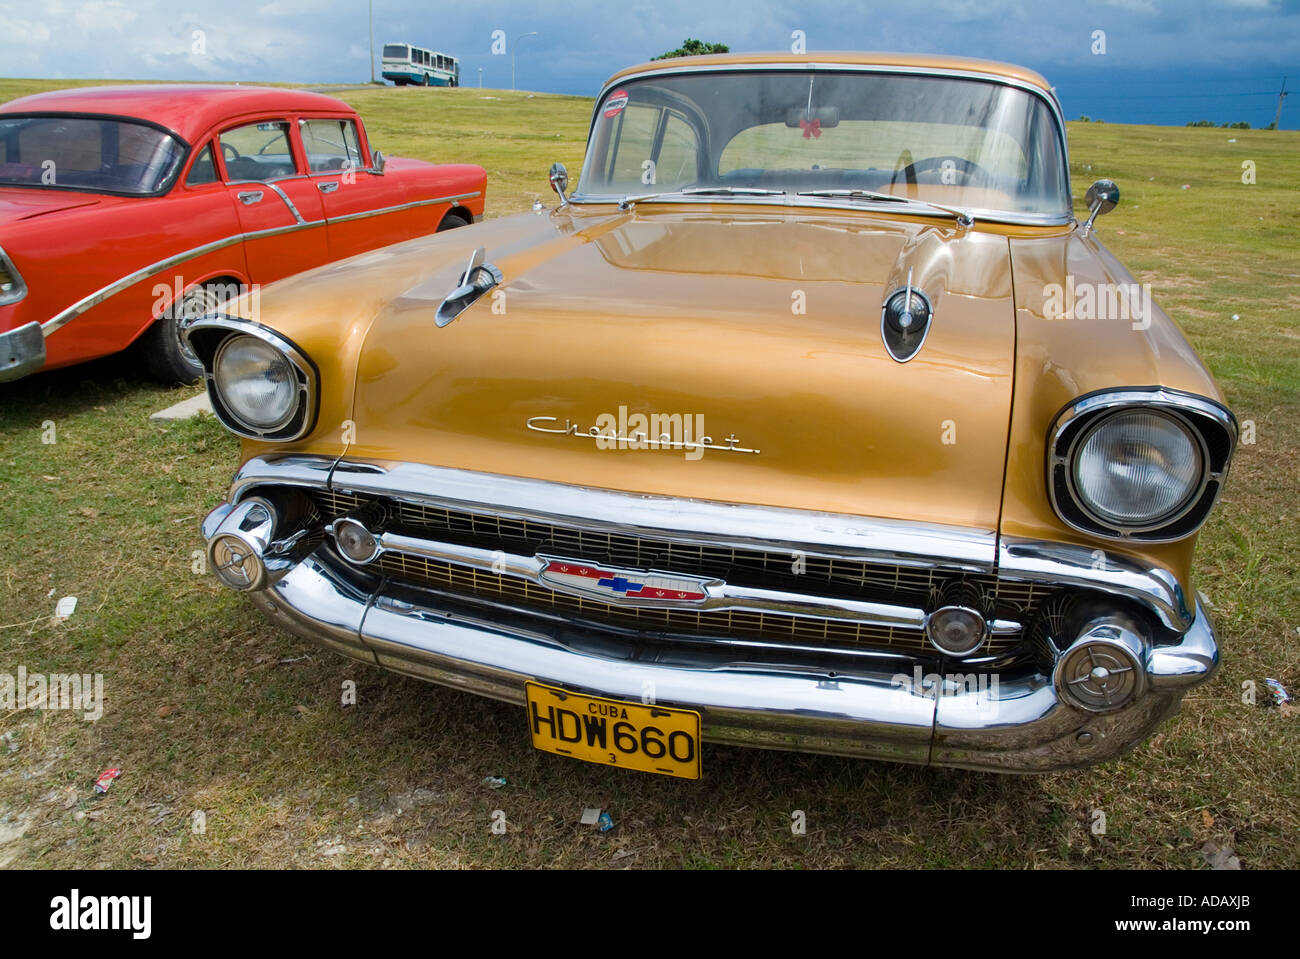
[0,321,45,383]
[201,457,1221,773]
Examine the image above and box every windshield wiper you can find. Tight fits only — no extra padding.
[796,189,974,229]
[617,186,786,210]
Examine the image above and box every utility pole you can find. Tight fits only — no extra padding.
[512,31,538,91]
[1269,76,1287,130]
[368,0,375,84]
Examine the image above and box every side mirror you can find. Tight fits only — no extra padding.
[371,150,386,174]
[549,162,569,205]
[1081,178,1119,235]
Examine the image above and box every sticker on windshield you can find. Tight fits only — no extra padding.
[603,89,629,118]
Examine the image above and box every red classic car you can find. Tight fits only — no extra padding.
[0,85,486,383]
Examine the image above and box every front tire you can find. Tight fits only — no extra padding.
[437,212,470,232]
[140,283,220,385]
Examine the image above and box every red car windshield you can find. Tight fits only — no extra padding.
[0,114,187,196]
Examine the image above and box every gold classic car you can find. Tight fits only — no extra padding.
[190,53,1236,774]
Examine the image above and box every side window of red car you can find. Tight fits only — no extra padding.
[219,121,297,182]
[186,142,218,186]
[299,118,365,173]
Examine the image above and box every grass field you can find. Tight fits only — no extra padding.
[1,78,1297,869]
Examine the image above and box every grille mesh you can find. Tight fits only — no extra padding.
[310,488,1047,657]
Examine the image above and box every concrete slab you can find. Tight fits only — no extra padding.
[149,391,213,422]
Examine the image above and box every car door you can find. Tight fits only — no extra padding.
[298,115,408,261]
[217,118,329,284]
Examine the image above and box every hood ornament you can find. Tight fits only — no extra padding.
[435,246,503,327]
[880,267,934,363]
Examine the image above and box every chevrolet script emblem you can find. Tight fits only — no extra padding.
[538,556,714,606]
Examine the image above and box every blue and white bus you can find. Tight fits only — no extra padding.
[381,43,460,87]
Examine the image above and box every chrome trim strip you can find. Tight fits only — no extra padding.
[346,527,1023,633]
[325,191,481,225]
[321,457,999,570]
[40,226,299,338]
[265,181,308,224]
[36,191,481,338]
[0,244,29,306]
[568,194,1072,228]
[576,61,1072,228]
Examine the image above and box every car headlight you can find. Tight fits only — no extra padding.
[214,335,299,431]
[1072,410,1203,526]
[1048,390,1236,542]
[183,319,318,441]
[0,246,28,306]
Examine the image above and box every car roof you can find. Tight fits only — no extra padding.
[0,85,355,144]
[603,51,1054,94]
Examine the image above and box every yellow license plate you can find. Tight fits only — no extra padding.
[524,682,701,779]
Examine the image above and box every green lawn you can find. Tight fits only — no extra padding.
[1,79,1297,869]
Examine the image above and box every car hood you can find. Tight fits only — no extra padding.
[0,187,104,223]
[338,206,1018,531]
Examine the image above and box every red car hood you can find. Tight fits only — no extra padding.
[0,187,104,223]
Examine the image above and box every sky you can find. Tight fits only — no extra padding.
[1,0,1296,128]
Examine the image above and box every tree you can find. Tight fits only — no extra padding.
[652,38,730,60]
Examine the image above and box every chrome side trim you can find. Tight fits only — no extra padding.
[322,458,999,570]
[337,526,1022,633]
[265,182,308,224]
[0,244,29,306]
[40,227,294,338]
[36,191,482,338]
[577,61,1072,228]
[326,192,481,225]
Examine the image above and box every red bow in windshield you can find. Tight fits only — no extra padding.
[799,118,822,139]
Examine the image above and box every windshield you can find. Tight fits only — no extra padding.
[0,115,187,196]
[578,69,1069,219]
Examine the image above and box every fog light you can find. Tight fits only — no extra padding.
[333,517,380,564]
[925,605,988,656]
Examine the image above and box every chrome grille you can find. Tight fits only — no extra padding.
[309,488,1049,657]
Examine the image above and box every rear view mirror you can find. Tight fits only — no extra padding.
[785,106,840,129]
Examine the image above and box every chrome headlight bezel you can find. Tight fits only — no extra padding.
[183,316,318,441]
[1047,389,1237,542]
